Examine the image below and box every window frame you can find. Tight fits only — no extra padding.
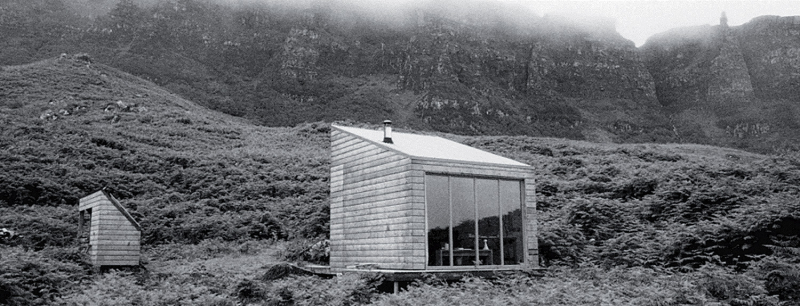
[424,172,526,270]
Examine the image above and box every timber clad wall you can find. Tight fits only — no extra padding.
[79,191,141,267]
[330,125,539,271]
[330,129,421,269]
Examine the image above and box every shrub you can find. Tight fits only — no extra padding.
[749,245,800,303]
[262,274,380,306]
[538,182,559,196]
[234,279,266,304]
[0,206,77,249]
[372,266,716,306]
[537,220,587,265]
[697,264,778,305]
[59,270,234,306]
[279,238,330,264]
[637,151,682,162]
[558,157,584,168]
[612,177,658,200]
[0,246,87,306]
[90,137,126,151]
[144,239,273,261]
[568,198,624,240]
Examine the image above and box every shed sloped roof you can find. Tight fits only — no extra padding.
[79,190,142,232]
[333,125,530,167]
[103,190,142,232]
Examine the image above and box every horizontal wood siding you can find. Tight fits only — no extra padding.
[80,193,141,267]
[97,203,140,266]
[92,260,139,266]
[329,164,345,268]
[330,129,419,270]
[89,201,102,265]
[407,168,427,269]
[524,175,539,267]
[78,191,106,211]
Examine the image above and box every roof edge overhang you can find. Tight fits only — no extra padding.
[101,190,143,232]
[411,156,534,172]
[332,125,533,169]
[332,124,413,158]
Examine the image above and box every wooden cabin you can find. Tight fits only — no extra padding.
[78,190,142,267]
[330,122,538,276]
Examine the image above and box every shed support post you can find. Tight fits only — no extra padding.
[393,281,399,294]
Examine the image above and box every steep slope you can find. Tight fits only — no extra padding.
[0,0,674,144]
[0,55,331,248]
[2,0,799,153]
[641,15,800,152]
[739,16,800,101]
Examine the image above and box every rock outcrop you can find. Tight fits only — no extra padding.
[641,14,800,151]
[737,16,800,101]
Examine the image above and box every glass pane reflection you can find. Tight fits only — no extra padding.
[426,175,449,266]
[476,179,500,265]
[500,180,524,265]
[426,174,524,267]
[450,177,475,266]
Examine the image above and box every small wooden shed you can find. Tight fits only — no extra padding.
[330,123,538,274]
[78,190,142,267]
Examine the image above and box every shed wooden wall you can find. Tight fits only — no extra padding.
[330,129,423,270]
[79,191,141,267]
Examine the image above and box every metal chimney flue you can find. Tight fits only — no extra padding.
[383,120,393,144]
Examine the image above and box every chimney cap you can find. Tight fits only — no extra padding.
[383,120,393,144]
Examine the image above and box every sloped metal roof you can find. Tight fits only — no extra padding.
[334,125,531,168]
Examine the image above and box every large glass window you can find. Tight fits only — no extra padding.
[426,174,524,267]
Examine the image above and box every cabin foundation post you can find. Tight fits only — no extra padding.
[393,281,399,294]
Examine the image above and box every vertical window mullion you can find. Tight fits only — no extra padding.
[498,179,504,266]
[473,178,479,266]
[448,176,453,267]
[520,180,526,265]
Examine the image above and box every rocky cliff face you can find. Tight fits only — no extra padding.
[260,6,671,140]
[738,16,800,101]
[641,15,800,151]
[3,0,799,151]
[706,23,754,111]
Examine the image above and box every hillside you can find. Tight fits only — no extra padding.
[0,55,331,247]
[3,0,800,153]
[1,0,673,144]
[2,55,800,305]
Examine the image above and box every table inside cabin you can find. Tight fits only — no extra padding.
[434,249,493,266]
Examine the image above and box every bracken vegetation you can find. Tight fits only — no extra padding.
[2,56,799,304]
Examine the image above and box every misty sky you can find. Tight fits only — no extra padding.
[516,0,800,46]
[71,0,800,47]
